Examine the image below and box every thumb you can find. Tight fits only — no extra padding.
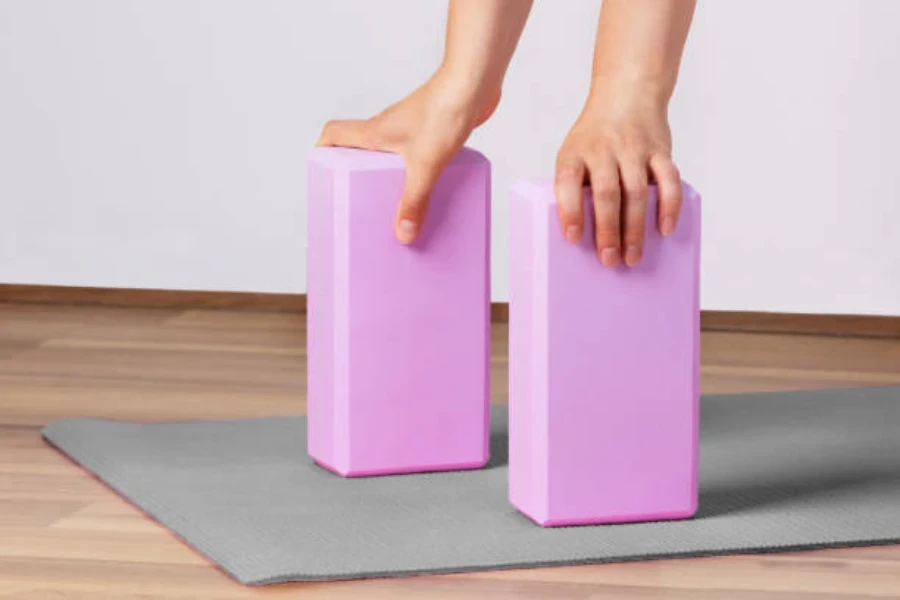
[394,156,444,244]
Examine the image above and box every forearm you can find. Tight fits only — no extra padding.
[592,0,696,104]
[438,0,533,99]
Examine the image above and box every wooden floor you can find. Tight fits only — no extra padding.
[1,302,900,599]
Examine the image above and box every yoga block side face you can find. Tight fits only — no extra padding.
[508,179,701,526]
[307,147,491,477]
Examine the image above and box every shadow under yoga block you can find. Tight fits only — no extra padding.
[306,147,491,477]
[508,180,701,526]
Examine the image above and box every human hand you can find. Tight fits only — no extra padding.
[317,0,532,245]
[554,85,682,268]
[317,71,499,244]
[555,0,695,267]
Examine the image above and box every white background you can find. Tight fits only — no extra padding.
[1,0,898,315]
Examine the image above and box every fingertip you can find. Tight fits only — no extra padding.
[554,157,586,243]
[585,157,622,266]
[394,159,439,245]
[618,157,649,267]
[556,199,584,245]
[624,245,642,267]
[316,119,369,150]
[555,191,584,244]
[395,218,419,245]
[317,120,340,147]
[650,154,683,236]
[658,182,682,236]
[599,246,620,268]
[565,224,583,243]
[394,194,426,245]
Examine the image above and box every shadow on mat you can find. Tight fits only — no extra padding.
[696,468,900,519]
[484,431,509,469]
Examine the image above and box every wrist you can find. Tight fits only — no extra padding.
[431,64,502,125]
[588,72,672,112]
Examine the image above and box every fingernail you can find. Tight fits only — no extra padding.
[397,219,418,244]
[600,247,619,267]
[661,216,675,236]
[565,225,581,243]
[625,245,642,267]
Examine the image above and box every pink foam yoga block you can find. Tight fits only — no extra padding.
[306,147,491,477]
[508,180,701,526]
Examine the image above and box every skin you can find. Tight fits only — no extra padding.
[318,0,696,267]
[556,0,697,267]
[318,0,531,244]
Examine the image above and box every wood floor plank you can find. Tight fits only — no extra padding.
[0,347,304,390]
[702,331,900,374]
[0,528,207,566]
[163,309,305,331]
[0,303,898,598]
[468,554,900,595]
[702,365,900,388]
[0,303,178,327]
[39,320,305,355]
[0,344,35,360]
[0,501,85,528]
[0,375,305,426]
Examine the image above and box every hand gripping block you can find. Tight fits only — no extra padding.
[508,179,701,525]
[307,147,491,477]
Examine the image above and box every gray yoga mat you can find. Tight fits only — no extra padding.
[42,386,900,585]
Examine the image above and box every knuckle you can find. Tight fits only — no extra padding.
[594,214,620,237]
[399,197,428,220]
[555,160,583,184]
[626,207,647,227]
[662,189,683,210]
[661,166,681,186]
[402,181,432,208]
[592,176,620,202]
[622,140,651,160]
[624,204,647,238]
[624,179,648,203]
[584,140,612,158]
[666,162,681,180]
[654,154,680,179]
[402,190,428,206]
[624,225,645,244]
[595,228,620,245]
[562,211,583,226]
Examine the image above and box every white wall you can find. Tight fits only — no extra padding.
[1,0,898,315]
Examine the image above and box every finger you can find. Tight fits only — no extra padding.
[554,153,586,243]
[619,156,650,267]
[316,119,371,148]
[585,154,621,267]
[394,154,444,244]
[649,153,683,236]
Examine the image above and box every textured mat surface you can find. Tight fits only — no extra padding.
[42,386,900,585]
